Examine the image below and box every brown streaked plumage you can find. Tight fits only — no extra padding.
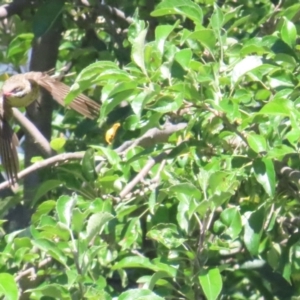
[0,101,19,185]
[2,72,100,119]
[0,72,100,184]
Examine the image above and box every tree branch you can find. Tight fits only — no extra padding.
[119,150,170,199]
[98,4,133,25]
[80,1,132,26]
[12,108,54,157]
[274,160,300,185]
[0,0,34,20]
[117,122,187,153]
[95,122,187,173]
[0,152,85,191]
[15,257,52,282]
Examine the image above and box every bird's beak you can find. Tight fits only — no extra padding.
[3,92,12,101]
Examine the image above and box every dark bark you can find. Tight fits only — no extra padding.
[24,24,63,201]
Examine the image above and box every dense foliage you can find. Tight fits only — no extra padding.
[0,0,300,299]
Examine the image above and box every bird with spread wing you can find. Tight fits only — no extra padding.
[0,72,100,184]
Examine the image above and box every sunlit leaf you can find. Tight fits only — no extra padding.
[199,268,222,300]
[0,273,18,300]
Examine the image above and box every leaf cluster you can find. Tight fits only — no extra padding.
[1,0,300,299]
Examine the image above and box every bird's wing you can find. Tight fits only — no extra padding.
[25,72,100,119]
[0,104,19,184]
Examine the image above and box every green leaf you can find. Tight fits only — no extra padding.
[278,232,300,283]
[243,207,265,256]
[285,128,300,144]
[155,22,180,54]
[32,239,67,266]
[253,158,275,197]
[131,27,148,74]
[198,268,222,300]
[258,98,293,116]
[147,271,172,290]
[209,172,235,193]
[31,200,56,223]
[211,5,224,30]
[269,71,294,88]
[247,134,267,153]
[152,260,177,277]
[56,194,77,229]
[149,94,183,113]
[144,42,162,71]
[119,289,164,300]
[50,137,66,151]
[85,212,114,244]
[220,207,242,239]
[7,33,34,59]
[84,286,111,299]
[131,90,154,117]
[100,82,137,116]
[240,43,268,56]
[76,61,123,81]
[103,81,138,101]
[0,273,18,300]
[188,30,216,54]
[281,3,300,19]
[27,283,70,300]
[223,5,242,26]
[228,14,251,33]
[248,64,279,82]
[167,141,193,158]
[231,56,263,84]
[176,197,189,232]
[119,217,140,249]
[65,61,124,105]
[213,220,226,234]
[175,48,192,69]
[91,146,120,165]
[32,180,62,205]
[147,223,186,249]
[195,200,211,217]
[281,17,297,48]
[169,183,201,200]
[209,191,233,206]
[151,0,203,24]
[82,148,97,181]
[71,208,87,234]
[113,256,157,271]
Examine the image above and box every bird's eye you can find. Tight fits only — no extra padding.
[11,87,23,93]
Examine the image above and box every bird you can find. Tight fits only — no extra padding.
[0,72,101,185]
[105,123,120,145]
[2,72,100,118]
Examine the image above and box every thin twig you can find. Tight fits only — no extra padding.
[119,150,170,199]
[15,256,52,282]
[202,103,248,145]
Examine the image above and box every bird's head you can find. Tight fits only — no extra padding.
[2,76,30,98]
[2,75,38,107]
